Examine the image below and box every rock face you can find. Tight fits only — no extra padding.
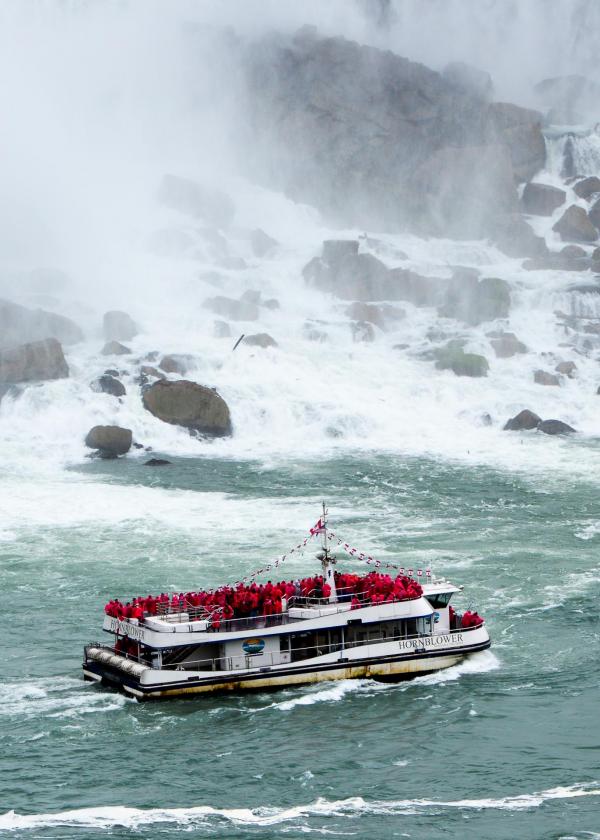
[0,299,83,348]
[521,182,566,216]
[84,425,132,457]
[157,174,235,228]
[142,380,232,436]
[0,337,68,383]
[538,419,576,435]
[243,28,544,237]
[103,311,138,342]
[573,177,600,199]
[552,205,598,242]
[504,409,542,431]
[534,369,560,386]
[101,341,131,356]
[443,61,493,100]
[213,320,231,338]
[441,276,511,325]
[244,333,278,348]
[92,374,126,397]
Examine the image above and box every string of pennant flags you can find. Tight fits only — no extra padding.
[231,520,431,586]
[327,531,431,579]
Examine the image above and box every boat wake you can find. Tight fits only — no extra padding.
[1,782,598,831]
[0,677,130,721]
[250,651,500,713]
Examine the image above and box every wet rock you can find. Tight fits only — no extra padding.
[534,75,600,124]
[486,102,546,182]
[346,301,405,329]
[263,298,280,310]
[103,310,138,342]
[589,198,600,231]
[159,354,194,376]
[504,409,541,431]
[142,380,232,436]
[441,276,511,325]
[573,176,600,200]
[521,182,566,216]
[244,333,278,348]
[434,343,489,377]
[560,244,587,259]
[104,368,120,377]
[592,247,600,262]
[322,240,359,265]
[537,419,576,435]
[250,228,278,257]
[138,365,165,386]
[488,331,527,358]
[493,214,548,258]
[534,369,560,386]
[92,374,126,398]
[101,341,131,356]
[203,295,259,321]
[555,360,577,377]
[213,320,231,338]
[303,324,328,342]
[552,205,598,242]
[481,412,493,426]
[0,337,68,383]
[219,256,247,270]
[157,174,235,228]
[85,425,132,457]
[240,289,261,305]
[350,321,376,343]
[0,298,83,348]
[145,457,172,466]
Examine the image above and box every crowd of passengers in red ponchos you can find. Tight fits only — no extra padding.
[104,570,483,629]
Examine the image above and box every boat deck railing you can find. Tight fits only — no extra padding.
[87,623,484,674]
[138,589,421,633]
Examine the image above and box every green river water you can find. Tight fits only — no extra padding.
[1,454,599,839]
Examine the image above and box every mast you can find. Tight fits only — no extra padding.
[320,500,337,603]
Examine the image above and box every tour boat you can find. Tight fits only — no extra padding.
[82,507,491,700]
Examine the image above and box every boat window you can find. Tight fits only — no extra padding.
[426,592,452,608]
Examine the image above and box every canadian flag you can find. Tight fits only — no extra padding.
[310,518,325,535]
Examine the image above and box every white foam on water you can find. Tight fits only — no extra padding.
[0,677,129,720]
[405,650,500,687]
[2,783,599,831]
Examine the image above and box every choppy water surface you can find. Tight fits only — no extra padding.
[1,454,599,839]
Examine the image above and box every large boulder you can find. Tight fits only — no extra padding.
[589,198,600,231]
[485,102,545,182]
[521,182,566,216]
[573,177,600,200]
[537,419,576,436]
[0,299,83,348]
[493,214,548,258]
[103,311,138,342]
[142,380,232,437]
[157,174,235,228]
[434,343,489,377]
[0,337,68,383]
[555,361,577,377]
[504,409,541,431]
[244,333,278,348]
[85,425,132,458]
[534,370,560,386]
[159,354,194,375]
[552,205,597,243]
[101,340,131,356]
[91,374,126,398]
[488,331,527,358]
[304,250,391,301]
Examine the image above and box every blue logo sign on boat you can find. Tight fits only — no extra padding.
[242,638,265,654]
